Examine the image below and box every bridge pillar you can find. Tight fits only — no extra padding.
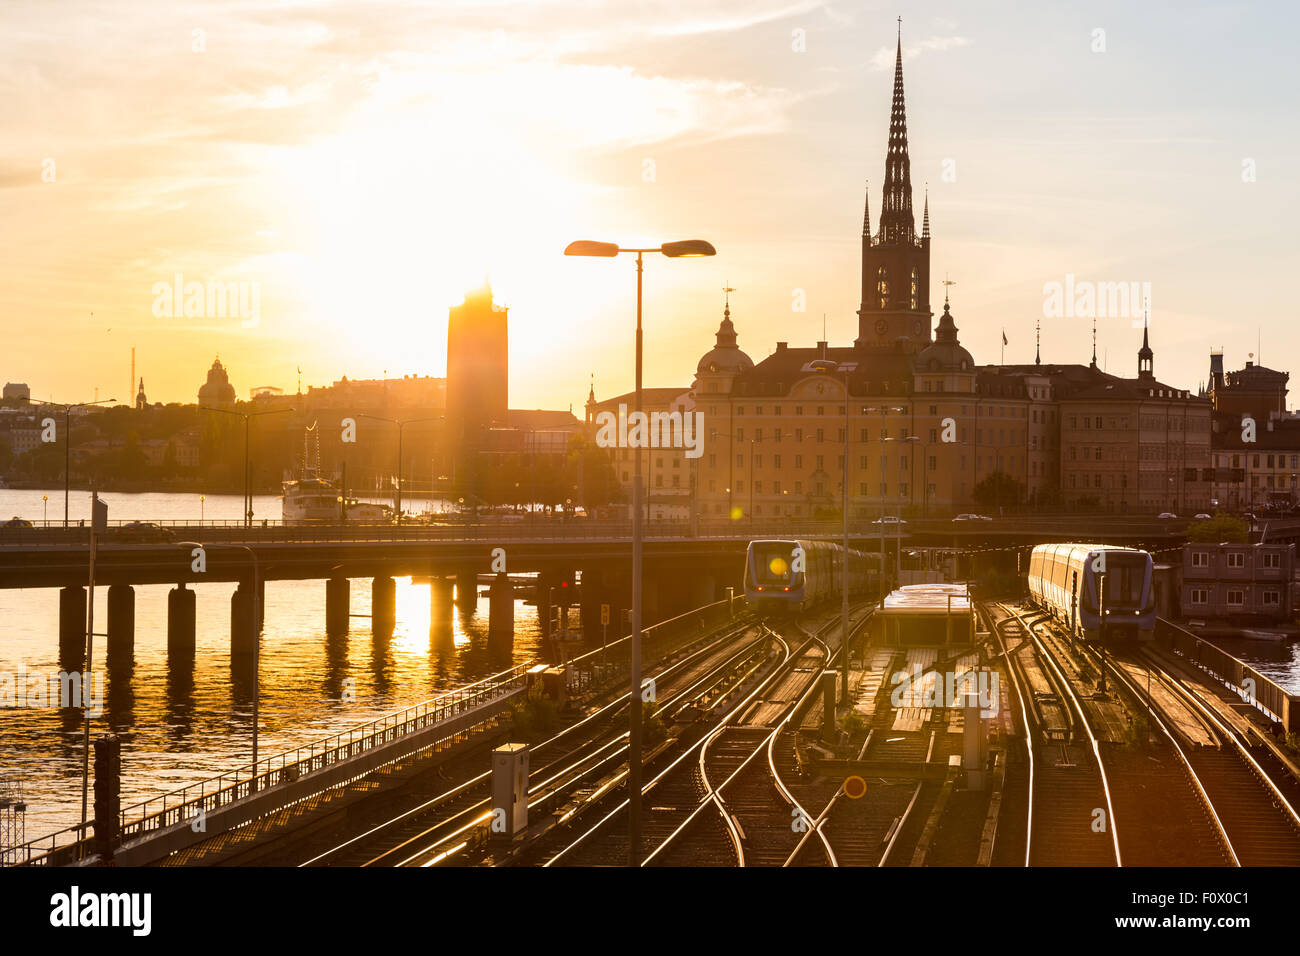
[372,576,396,637]
[168,584,197,657]
[106,584,135,664]
[579,566,608,648]
[489,573,515,654]
[430,577,454,635]
[326,575,350,636]
[456,568,479,612]
[231,582,257,656]
[59,586,86,667]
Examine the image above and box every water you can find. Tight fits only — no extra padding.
[0,490,543,842]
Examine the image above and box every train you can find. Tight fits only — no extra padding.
[743,538,876,615]
[1026,543,1155,643]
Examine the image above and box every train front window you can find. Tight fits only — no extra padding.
[1098,553,1145,606]
[752,544,800,586]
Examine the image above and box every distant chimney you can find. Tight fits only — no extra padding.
[776,342,788,351]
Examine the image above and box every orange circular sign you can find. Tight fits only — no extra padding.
[843,775,867,799]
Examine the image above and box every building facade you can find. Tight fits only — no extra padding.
[1180,541,1296,622]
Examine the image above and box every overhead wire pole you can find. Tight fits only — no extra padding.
[564,237,715,868]
[201,405,294,528]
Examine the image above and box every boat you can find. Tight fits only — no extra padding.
[281,422,396,524]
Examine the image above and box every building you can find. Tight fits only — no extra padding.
[686,28,1211,521]
[198,358,236,407]
[1180,541,1296,622]
[586,385,695,520]
[2,383,30,403]
[302,375,445,412]
[1205,352,1299,511]
[445,282,509,490]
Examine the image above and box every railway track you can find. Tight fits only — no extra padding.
[296,618,767,866]
[540,606,876,867]
[990,599,1300,867]
[984,603,1118,866]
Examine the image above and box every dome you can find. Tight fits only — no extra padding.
[916,301,973,372]
[696,307,754,375]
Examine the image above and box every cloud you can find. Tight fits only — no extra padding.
[870,35,970,71]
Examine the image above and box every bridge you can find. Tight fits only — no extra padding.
[0,515,1190,664]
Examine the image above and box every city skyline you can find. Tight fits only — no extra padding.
[3,1,1297,411]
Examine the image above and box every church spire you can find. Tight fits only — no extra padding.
[861,181,871,239]
[879,19,915,245]
[1138,310,1154,378]
[921,186,930,240]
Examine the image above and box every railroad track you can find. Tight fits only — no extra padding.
[1114,645,1300,866]
[991,600,1300,867]
[542,606,875,867]
[983,603,1118,866]
[296,618,767,866]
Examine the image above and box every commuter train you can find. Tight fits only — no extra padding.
[1026,543,1155,643]
[743,539,876,615]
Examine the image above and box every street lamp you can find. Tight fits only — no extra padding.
[178,540,262,785]
[199,494,205,523]
[200,405,294,527]
[27,397,115,527]
[358,414,437,525]
[565,236,716,866]
[42,494,48,527]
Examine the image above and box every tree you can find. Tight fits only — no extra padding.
[973,470,1025,510]
[1186,514,1248,543]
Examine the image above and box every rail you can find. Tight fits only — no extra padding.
[12,662,531,866]
[1155,617,1300,731]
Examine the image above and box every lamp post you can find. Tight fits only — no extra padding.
[42,494,48,527]
[565,237,716,866]
[27,397,116,527]
[178,540,262,784]
[358,415,437,525]
[200,405,293,527]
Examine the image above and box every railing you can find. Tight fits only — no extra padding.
[12,662,531,866]
[1155,617,1299,730]
[0,514,1194,549]
[560,593,750,697]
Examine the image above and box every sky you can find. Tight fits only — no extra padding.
[2,0,1298,410]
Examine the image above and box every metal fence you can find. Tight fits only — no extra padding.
[11,662,531,866]
[1156,617,1298,729]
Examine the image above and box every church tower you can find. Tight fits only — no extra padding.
[857,25,932,351]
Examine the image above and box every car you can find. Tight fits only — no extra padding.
[0,516,34,530]
[1157,512,1178,519]
[117,521,176,542]
[1193,513,1212,520]
[871,515,907,525]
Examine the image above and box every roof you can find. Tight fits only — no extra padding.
[591,388,691,411]
[731,343,913,398]
[507,409,582,429]
[881,583,971,614]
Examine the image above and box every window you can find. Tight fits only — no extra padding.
[1227,552,1244,568]
[755,428,762,443]
[755,406,763,416]
[796,428,804,442]
[796,406,803,416]
[1263,552,1280,569]
[774,455,782,469]
[736,454,743,468]
[1264,590,1280,606]
[877,265,889,309]
[860,428,869,442]
[773,480,781,494]
[794,481,802,493]
[1192,552,1209,568]
[910,267,919,310]
[753,455,762,469]
[774,428,782,443]
[736,428,743,441]
[795,455,803,469]
[816,428,825,443]
[1190,588,1208,605]
[754,481,762,493]
[859,483,868,495]
[1226,589,1244,606]
[816,455,824,470]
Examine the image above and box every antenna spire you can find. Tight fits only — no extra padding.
[1035,318,1041,365]
[1091,316,1098,368]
